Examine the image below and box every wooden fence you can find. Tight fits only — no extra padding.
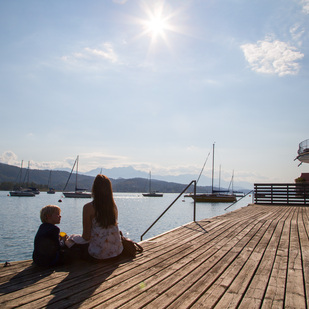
[254,183,309,205]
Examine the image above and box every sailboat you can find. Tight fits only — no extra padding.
[47,171,56,194]
[191,144,237,203]
[23,161,40,194]
[142,171,163,197]
[10,161,35,197]
[62,156,91,198]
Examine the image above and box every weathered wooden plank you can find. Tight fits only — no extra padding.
[298,207,309,308]
[285,207,306,309]
[261,207,296,308]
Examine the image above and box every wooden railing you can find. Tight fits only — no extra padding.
[254,183,309,205]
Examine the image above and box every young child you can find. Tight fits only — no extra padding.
[32,205,67,267]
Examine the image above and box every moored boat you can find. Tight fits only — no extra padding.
[63,190,92,198]
[9,161,36,197]
[10,188,35,197]
[142,192,164,197]
[47,188,56,194]
[191,193,236,203]
[47,171,55,194]
[191,143,237,203]
[62,156,91,198]
[142,171,163,197]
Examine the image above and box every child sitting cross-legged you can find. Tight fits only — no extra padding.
[32,205,68,267]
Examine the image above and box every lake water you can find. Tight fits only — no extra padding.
[0,191,253,263]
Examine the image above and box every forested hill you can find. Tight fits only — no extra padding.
[0,162,212,193]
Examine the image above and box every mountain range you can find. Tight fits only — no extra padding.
[0,162,252,193]
[84,166,253,190]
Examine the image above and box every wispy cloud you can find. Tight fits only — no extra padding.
[301,0,309,14]
[84,44,118,63]
[113,0,128,4]
[241,37,304,76]
[290,24,305,46]
[62,42,119,66]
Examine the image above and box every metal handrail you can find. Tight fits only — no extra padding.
[224,190,253,211]
[140,180,196,241]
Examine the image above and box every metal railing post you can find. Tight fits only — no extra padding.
[193,180,196,222]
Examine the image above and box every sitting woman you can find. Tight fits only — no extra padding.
[82,174,123,261]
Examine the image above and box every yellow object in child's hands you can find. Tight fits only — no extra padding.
[59,232,67,241]
[59,232,67,247]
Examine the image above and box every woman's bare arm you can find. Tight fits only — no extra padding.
[82,203,94,241]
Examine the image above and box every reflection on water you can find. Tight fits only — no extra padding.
[0,191,252,262]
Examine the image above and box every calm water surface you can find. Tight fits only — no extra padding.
[0,191,253,262]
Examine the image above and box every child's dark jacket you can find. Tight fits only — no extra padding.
[33,223,61,267]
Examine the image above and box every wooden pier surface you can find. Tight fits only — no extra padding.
[1,204,308,308]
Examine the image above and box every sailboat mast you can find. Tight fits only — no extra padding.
[48,171,51,187]
[149,171,151,193]
[19,160,23,185]
[219,164,221,192]
[62,156,77,191]
[27,161,30,186]
[76,155,79,191]
[212,143,215,194]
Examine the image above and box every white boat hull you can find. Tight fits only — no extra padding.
[142,192,163,197]
[191,194,237,203]
[63,191,91,198]
[10,190,35,197]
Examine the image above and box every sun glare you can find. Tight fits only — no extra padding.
[138,2,174,44]
[145,16,168,37]
[131,1,186,53]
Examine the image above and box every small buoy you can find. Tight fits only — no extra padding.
[58,199,62,203]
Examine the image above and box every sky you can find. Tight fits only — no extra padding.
[0,0,309,187]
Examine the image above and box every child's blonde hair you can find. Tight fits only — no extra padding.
[40,205,61,223]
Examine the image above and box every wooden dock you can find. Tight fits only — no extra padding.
[1,204,308,308]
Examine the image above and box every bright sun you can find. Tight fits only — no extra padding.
[139,2,173,43]
[132,1,184,52]
[145,16,168,37]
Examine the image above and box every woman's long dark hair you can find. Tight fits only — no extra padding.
[92,174,117,228]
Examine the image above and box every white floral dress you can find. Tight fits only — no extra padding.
[88,219,123,259]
